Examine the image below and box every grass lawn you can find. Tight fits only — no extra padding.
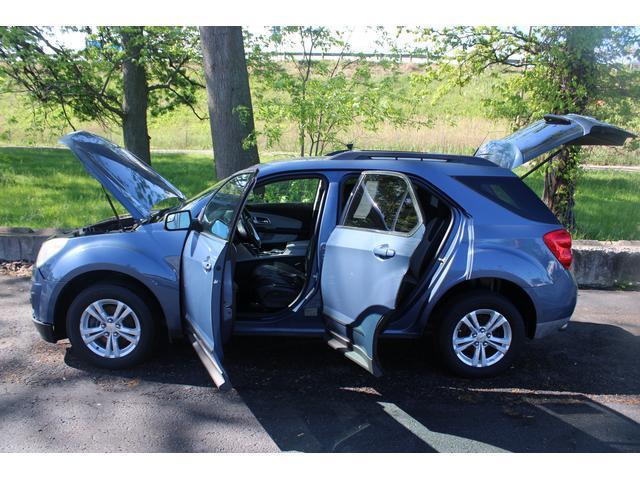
[522,169,640,240]
[0,147,638,240]
[0,147,217,229]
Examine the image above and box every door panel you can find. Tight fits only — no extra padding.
[182,231,231,389]
[322,227,425,327]
[323,225,425,375]
[321,171,425,376]
[180,170,256,390]
[246,202,314,247]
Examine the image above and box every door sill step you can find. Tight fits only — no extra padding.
[187,328,231,391]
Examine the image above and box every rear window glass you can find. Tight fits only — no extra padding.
[454,175,559,224]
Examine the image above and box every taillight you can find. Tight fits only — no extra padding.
[543,229,573,269]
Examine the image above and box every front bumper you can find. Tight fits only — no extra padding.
[32,317,57,343]
[30,268,58,343]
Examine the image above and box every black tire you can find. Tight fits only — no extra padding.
[435,290,525,378]
[66,283,157,369]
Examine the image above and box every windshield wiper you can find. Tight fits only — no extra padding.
[140,204,180,225]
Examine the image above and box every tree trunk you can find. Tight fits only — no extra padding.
[121,27,151,165]
[541,27,596,229]
[543,146,578,229]
[199,26,259,179]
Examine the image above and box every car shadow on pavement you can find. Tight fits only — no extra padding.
[62,320,640,452]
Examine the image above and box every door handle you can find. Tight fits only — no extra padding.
[252,216,271,225]
[373,245,396,259]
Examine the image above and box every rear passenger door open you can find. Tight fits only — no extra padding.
[320,171,426,376]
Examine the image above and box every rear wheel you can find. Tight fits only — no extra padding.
[66,283,156,369]
[436,290,524,377]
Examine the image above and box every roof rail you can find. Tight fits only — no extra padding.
[327,149,495,166]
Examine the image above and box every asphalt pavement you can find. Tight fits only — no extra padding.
[1,274,639,452]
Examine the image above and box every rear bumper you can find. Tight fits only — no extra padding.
[533,317,571,339]
[526,266,577,339]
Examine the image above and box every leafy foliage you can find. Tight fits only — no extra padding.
[414,27,640,129]
[0,27,204,134]
[414,26,640,228]
[247,27,424,156]
[249,177,320,204]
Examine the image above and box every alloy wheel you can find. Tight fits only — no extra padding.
[79,299,141,359]
[452,309,512,368]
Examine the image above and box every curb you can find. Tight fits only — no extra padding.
[571,240,640,289]
[0,227,65,265]
[1,228,638,290]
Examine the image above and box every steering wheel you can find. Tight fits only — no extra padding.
[238,209,262,250]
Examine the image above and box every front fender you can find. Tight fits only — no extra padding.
[40,226,187,335]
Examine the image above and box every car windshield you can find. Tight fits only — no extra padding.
[181,180,227,211]
[143,179,227,224]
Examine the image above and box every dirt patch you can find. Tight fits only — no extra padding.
[0,261,33,277]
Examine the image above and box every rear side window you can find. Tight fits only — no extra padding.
[343,173,421,233]
[454,175,559,224]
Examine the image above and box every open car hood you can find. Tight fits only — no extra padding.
[60,131,186,221]
[476,114,636,170]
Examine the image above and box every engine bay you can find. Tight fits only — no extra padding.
[72,216,138,237]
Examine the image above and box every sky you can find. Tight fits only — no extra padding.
[55,26,420,54]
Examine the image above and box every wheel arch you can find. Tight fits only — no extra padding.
[52,270,168,341]
[425,277,537,339]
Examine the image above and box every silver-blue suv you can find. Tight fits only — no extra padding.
[30,114,635,389]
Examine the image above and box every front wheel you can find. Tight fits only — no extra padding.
[436,290,525,378]
[66,283,157,369]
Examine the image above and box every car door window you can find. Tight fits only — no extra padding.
[247,177,320,205]
[337,174,359,219]
[343,173,421,233]
[201,172,253,239]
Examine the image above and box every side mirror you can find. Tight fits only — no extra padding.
[164,210,192,231]
[211,219,229,239]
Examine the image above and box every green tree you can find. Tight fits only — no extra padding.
[247,26,421,156]
[0,26,203,164]
[415,26,640,228]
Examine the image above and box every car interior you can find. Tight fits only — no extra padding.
[233,176,326,316]
[395,181,452,306]
[231,173,452,318]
